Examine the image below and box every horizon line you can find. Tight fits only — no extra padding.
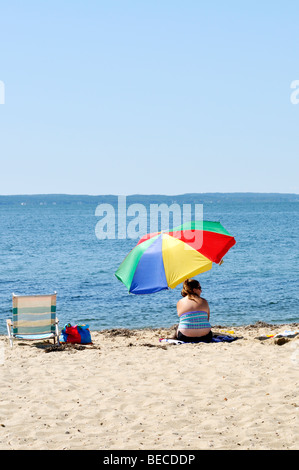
[0,191,298,197]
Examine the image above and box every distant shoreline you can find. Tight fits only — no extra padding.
[0,192,298,204]
[0,192,298,196]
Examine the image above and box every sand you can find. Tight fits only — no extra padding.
[0,322,298,450]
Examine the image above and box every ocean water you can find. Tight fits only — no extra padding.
[0,193,298,335]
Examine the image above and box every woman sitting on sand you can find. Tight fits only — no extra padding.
[176,278,212,343]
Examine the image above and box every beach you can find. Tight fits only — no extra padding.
[0,323,298,450]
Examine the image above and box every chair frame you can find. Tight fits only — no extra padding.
[7,292,59,348]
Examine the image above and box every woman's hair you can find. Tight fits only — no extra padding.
[181,278,201,300]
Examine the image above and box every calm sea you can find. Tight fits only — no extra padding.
[0,193,298,334]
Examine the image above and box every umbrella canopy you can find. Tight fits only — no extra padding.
[115,221,236,294]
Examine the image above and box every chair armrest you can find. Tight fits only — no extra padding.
[6,319,12,327]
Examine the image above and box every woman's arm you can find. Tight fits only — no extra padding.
[176,300,182,317]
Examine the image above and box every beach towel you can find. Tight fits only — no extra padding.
[211,333,239,343]
[274,330,299,338]
[159,339,186,345]
[59,323,92,344]
[159,334,239,345]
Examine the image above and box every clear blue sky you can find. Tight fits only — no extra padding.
[0,1,298,195]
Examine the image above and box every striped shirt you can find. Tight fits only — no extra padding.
[178,311,211,330]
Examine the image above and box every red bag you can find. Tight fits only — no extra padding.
[64,325,81,343]
[60,323,92,344]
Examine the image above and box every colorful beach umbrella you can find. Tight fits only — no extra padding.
[115,221,236,294]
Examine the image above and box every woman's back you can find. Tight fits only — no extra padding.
[176,278,211,340]
[177,295,209,316]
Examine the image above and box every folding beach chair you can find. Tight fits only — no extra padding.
[6,293,59,348]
